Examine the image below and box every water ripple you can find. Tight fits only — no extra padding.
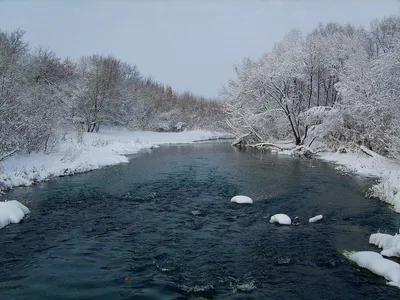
[1,142,399,299]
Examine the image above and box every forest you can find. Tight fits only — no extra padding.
[0,29,225,160]
[224,16,400,159]
[2,16,400,161]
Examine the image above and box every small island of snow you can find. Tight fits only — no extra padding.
[0,200,30,229]
[231,195,253,204]
[270,214,291,225]
[309,215,323,223]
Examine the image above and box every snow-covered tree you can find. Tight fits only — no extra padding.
[73,55,139,132]
[224,16,400,156]
[0,30,28,157]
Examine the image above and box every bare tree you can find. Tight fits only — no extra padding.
[74,55,136,132]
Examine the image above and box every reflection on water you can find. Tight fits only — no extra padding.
[1,142,399,299]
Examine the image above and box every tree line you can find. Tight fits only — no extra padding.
[0,30,226,159]
[224,16,400,158]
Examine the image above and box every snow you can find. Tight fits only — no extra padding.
[231,195,253,204]
[309,215,323,223]
[276,140,400,215]
[344,251,400,287]
[0,129,229,191]
[344,231,400,287]
[270,214,291,225]
[317,148,400,213]
[0,200,30,229]
[369,232,400,258]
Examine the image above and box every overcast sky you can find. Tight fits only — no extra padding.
[0,0,399,98]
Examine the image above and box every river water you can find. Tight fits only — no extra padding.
[1,142,400,299]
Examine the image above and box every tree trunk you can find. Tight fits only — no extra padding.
[285,107,302,146]
[317,69,321,106]
[308,73,313,109]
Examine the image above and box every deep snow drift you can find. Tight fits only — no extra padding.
[0,129,229,191]
[0,200,30,229]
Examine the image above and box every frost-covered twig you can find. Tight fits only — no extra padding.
[0,148,18,162]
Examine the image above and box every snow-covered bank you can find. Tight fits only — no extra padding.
[0,129,230,191]
[343,230,400,288]
[369,232,400,258]
[316,148,400,213]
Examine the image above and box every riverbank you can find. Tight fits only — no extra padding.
[2,132,400,215]
[0,129,230,192]
[316,149,400,213]
[258,139,400,213]
[318,148,400,288]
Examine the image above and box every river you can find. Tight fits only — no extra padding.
[1,141,399,299]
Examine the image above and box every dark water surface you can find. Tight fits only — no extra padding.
[1,142,400,299]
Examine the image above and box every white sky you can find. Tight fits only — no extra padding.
[0,0,399,98]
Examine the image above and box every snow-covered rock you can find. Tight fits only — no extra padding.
[309,215,323,223]
[231,195,253,204]
[0,200,30,229]
[369,232,400,258]
[270,214,291,225]
[345,251,400,287]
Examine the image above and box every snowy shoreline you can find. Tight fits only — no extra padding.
[0,129,231,193]
[313,147,400,288]
[2,133,399,212]
[266,139,400,213]
[2,130,400,286]
[316,149,400,213]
